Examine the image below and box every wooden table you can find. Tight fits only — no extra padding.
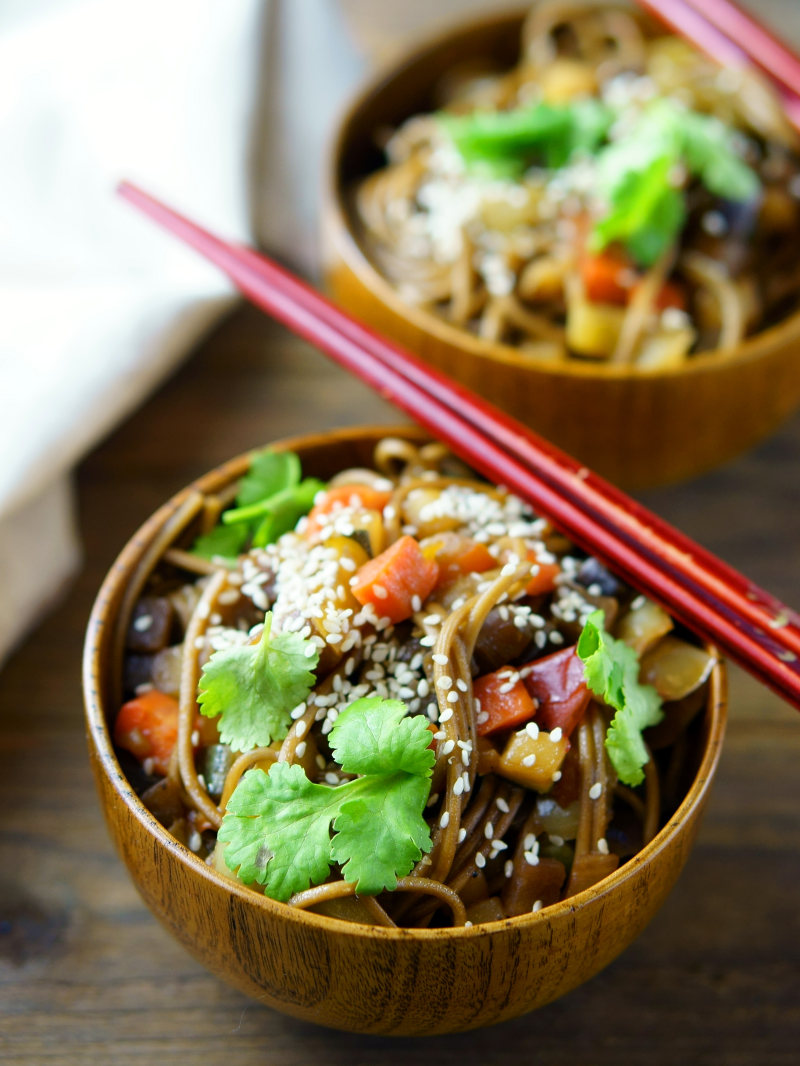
[2,305,799,1064]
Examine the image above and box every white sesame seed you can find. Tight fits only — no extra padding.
[505,860,514,878]
[495,797,510,813]
[447,691,460,704]
[439,708,454,723]
[441,739,456,755]
[453,777,465,796]
[458,827,467,843]
[411,595,422,612]
[552,771,562,782]
[133,614,153,632]
[525,721,540,740]
[432,653,449,665]
[295,719,307,738]
[474,852,486,869]
[484,823,494,839]
[550,727,563,743]
[437,675,453,690]
[456,678,468,692]
[372,584,388,599]
[464,920,473,928]
[295,741,307,759]
[531,900,544,913]
[597,837,609,855]
[440,811,450,829]
[549,834,565,847]
[522,754,537,767]
[589,782,603,800]
[424,614,442,626]
[524,850,540,867]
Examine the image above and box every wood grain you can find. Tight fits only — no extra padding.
[1,305,799,1058]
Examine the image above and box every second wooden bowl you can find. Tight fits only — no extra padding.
[322,10,800,489]
[82,425,727,1035]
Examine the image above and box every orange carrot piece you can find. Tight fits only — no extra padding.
[305,483,392,540]
[474,667,537,737]
[423,532,496,587]
[113,689,180,775]
[581,250,634,306]
[525,553,561,596]
[351,534,439,623]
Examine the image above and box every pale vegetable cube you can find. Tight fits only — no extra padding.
[497,729,570,792]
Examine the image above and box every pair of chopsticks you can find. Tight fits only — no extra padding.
[117,182,800,711]
[638,0,800,129]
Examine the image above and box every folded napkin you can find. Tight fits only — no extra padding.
[0,0,366,664]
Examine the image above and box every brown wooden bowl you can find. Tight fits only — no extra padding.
[321,9,800,490]
[82,425,727,1035]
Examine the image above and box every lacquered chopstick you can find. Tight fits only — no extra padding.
[117,181,800,709]
[636,0,800,130]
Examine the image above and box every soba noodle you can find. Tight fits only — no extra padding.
[352,0,800,367]
[114,438,715,928]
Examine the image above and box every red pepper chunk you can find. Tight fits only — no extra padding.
[474,667,537,737]
[521,646,591,737]
[113,689,180,775]
[351,534,439,624]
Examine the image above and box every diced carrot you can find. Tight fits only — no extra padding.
[113,689,180,775]
[350,535,439,623]
[581,250,634,306]
[422,532,496,588]
[474,667,537,737]
[525,553,561,597]
[305,483,392,540]
[521,646,591,737]
[630,276,686,311]
[582,252,686,312]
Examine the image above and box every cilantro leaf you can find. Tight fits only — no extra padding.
[190,448,325,560]
[218,696,434,900]
[329,697,436,776]
[591,99,759,265]
[236,449,301,507]
[197,612,319,751]
[191,522,249,564]
[440,99,614,177]
[577,609,663,786]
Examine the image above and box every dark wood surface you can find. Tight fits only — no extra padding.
[1,303,799,1064]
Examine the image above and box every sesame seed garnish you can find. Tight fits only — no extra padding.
[597,838,609,855]
[441,739,455,755]
[474,852,486,869]
[432,653,449,665]
[456,678,468,692]
[295,720,307,738]
[531,900,543,913]
[295,741,307,759]
[552,771,562,781]
[589,782,603,800]
[436,675,453,690]
[458,827,467,843]
[525,721,540,740]
[495,797,509,813]
[484,823,494,839]
[439,811,450,829]
[522,754,537,767]
[424,614,442,626]
[372,584,388,599]
[133,614,153,632]
[453,777,465,796]
[439,708,454,723]
[504,860,514,878]
[550,727,563,742]
[447,691,460,704]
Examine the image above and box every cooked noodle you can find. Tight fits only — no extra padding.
[351,0,800,367]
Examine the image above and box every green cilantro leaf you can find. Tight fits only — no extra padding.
[197,612,319,751]
[440,99,614,177]
[217,696,435,900]
[577,609,663,786]
[591,99,759,265]
[190,448,325,560]
[191,522,249,564]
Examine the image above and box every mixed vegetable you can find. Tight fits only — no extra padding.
[115,442,716,924]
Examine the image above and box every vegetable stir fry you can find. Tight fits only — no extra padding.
[353,0,800,365]
[114,438,716,927]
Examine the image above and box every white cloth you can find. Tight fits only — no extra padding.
[0,0,365,664]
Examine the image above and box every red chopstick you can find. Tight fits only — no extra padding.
[636,0,800,130]
[116,182,800,710]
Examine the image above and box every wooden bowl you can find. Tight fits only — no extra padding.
[322,10,800,490]
[82,425,727,1035]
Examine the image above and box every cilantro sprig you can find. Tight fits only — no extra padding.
[217,697,435,900]
[440,94,761,268]
[439,98,614,177]
[192,449,325,562]
[591,99,760,265]
[197,612,320,751]
[577,609,663,786]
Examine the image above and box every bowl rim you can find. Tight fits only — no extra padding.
[323,4,800,381]
[82,424,728,942]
